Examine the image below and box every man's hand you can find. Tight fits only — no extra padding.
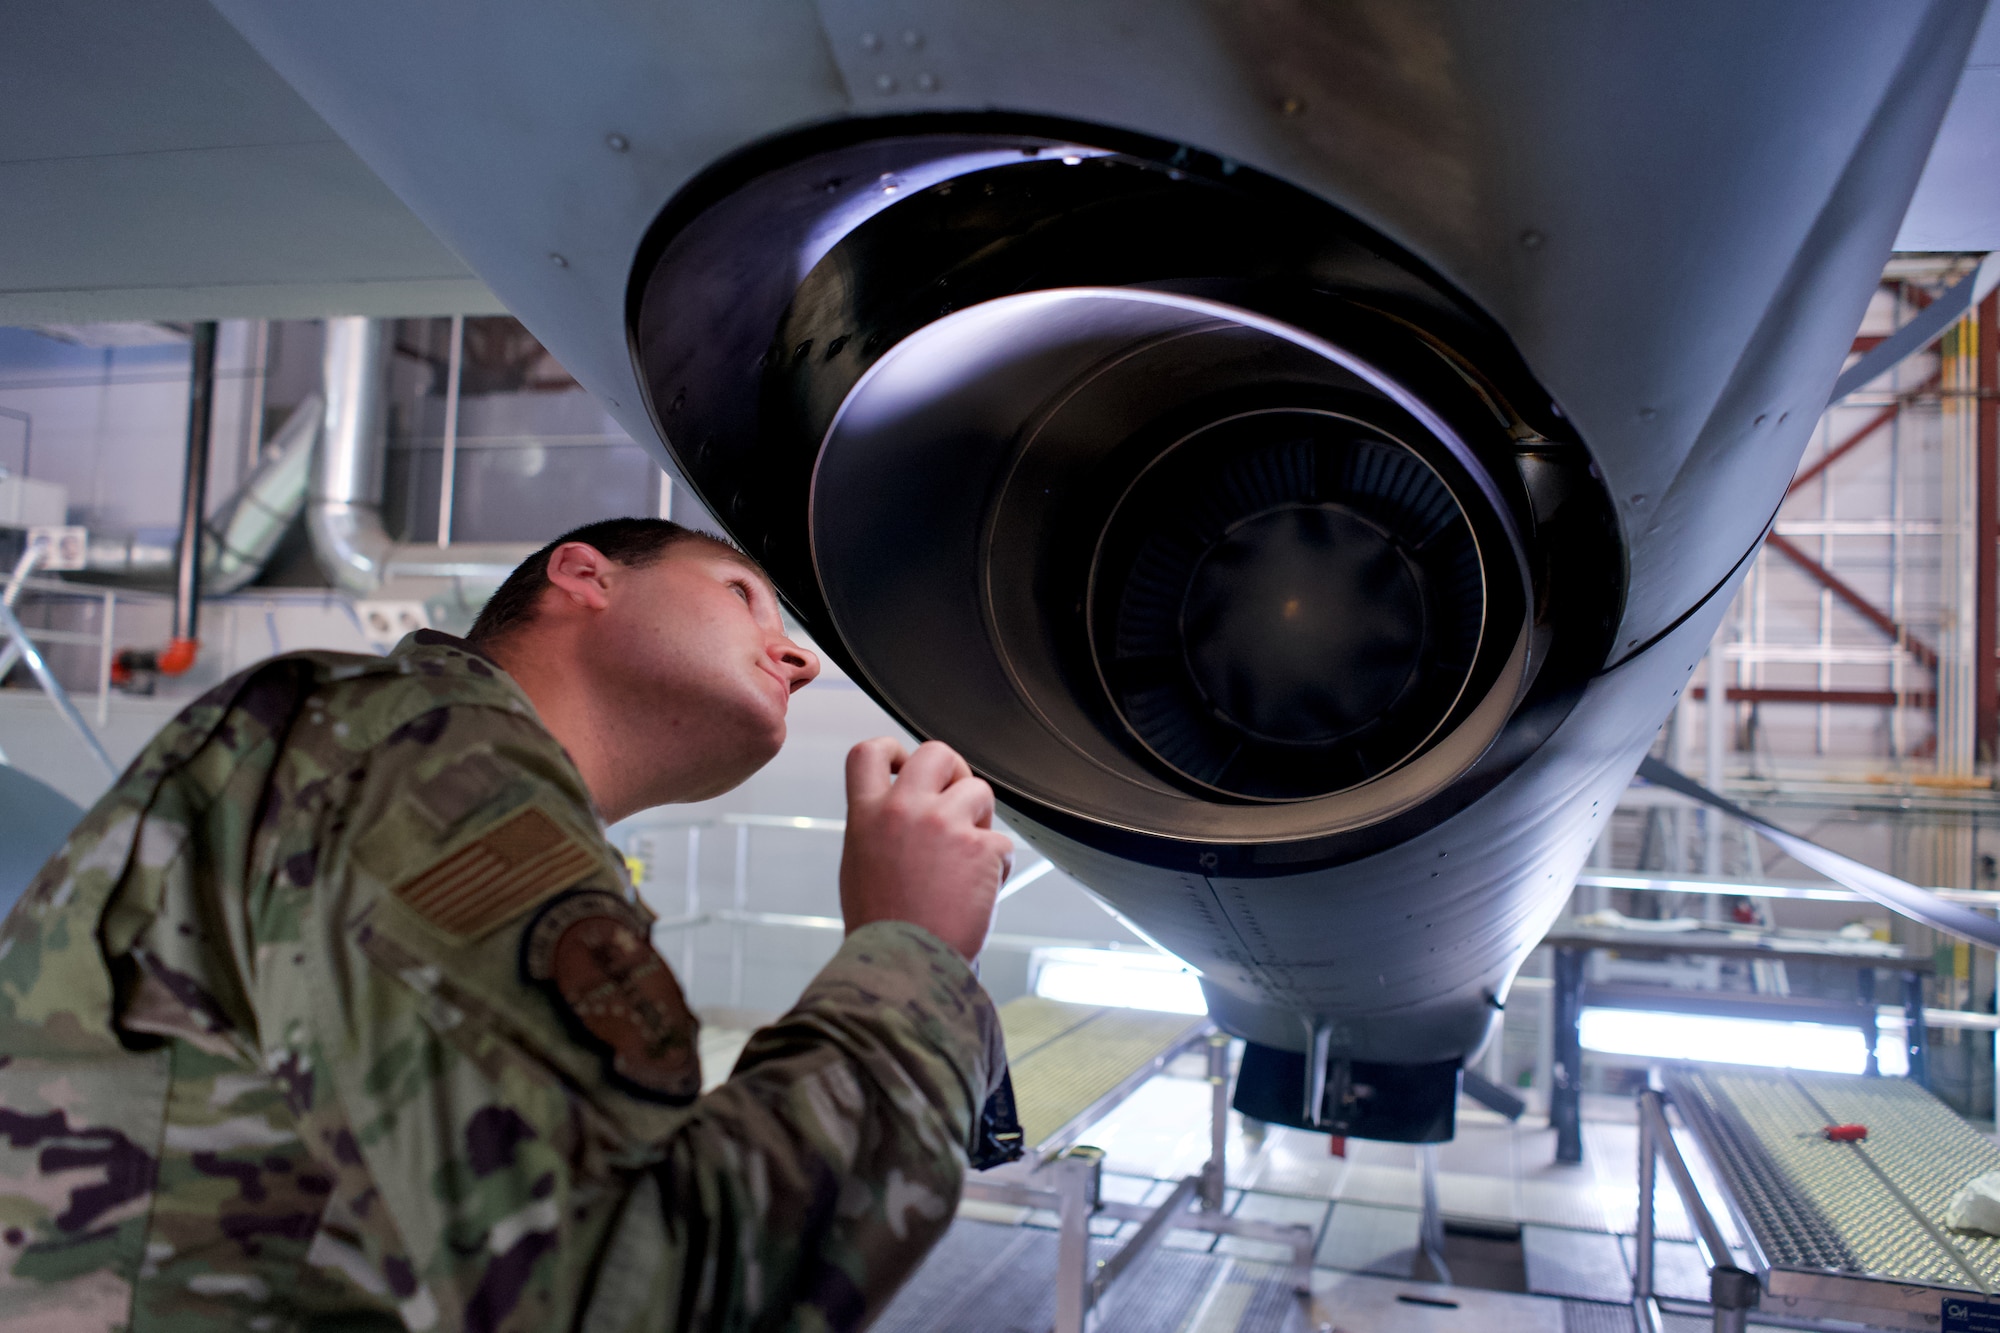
[840,738,1015,961]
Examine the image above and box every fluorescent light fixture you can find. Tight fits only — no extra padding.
[1579,1007,1908,1077]
[1029,946,1207,1015]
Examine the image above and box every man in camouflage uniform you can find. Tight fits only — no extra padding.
[0,517,1014,1332]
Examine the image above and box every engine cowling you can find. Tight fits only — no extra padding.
[631,126,1623,1139]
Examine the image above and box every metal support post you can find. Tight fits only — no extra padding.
[729,823,749,1007]
[95,590,113,727]
[1552,946,1586,1163]
[1532,964,1555,1120]
[1708,1268,1760,1333]
[1636,1090,1759,1333]
[1904,970,1930,1086]
[1417,1142,1452,1285]
[1200,1032,1228,1211]
[1703,642,1727,881]
[173,322,217,651]
[1635,1097,1661,1333]
[680,826,700,992]
[1052,1147,1102,1333]
[1859,967,1879,1077]
[1976,290,1998,761]
[435,314,464,547]
[1304,1020,1333,1127]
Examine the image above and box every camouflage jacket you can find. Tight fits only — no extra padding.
[0,631,1003,1332]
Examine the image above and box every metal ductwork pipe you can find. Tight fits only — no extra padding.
[312,315,396,596]
[310,317,534,620]
[81,393,322,594]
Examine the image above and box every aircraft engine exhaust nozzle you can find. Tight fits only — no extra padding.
[630,126,1629,1141]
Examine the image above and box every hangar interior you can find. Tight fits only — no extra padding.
[5,4,2000,1333]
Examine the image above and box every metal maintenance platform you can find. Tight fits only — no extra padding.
[1644,1065,2000,1331]
[997,996,1216,1158]
[883,997,1315,1333]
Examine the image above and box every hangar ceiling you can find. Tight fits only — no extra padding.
[1899,0,2000,250]
[0,1,1990,325]
[0,0,502,323]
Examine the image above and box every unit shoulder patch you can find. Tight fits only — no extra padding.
[411,748,514,832]
[392,806,597,940]
[522,890,700,1103]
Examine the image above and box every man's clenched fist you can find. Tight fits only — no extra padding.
[840,738,1015,961]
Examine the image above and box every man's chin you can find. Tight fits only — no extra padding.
[755,721,786,767]
[757,696,789,752]
[697,723,785,799]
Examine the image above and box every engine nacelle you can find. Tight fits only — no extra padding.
[629,125,1648,1140]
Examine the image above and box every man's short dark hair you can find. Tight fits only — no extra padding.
[466,517,741,645]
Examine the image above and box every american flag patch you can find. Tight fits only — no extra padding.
[392,808,597,939]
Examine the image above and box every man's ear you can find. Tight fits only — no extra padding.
[544,542,615,612]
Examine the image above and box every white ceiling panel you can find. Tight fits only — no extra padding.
[1897,0,2000,251]
[0,0,500,321]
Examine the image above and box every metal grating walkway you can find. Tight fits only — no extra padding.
[1665,1065,2000,1323]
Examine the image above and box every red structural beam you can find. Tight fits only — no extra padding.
[1788,371,1941,497]
[1748,279,1963,719]
[1689,686,1937,708]
[1764,531,1939,671]
[1837,281,1940,365]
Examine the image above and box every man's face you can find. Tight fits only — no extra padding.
[592,541,820,798]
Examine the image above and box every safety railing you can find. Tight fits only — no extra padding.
[620,812,1155,1008]
[5,575,118,722]
[1578,868,2000,909]
[0,538,115,773]
[617,816,2000,1083]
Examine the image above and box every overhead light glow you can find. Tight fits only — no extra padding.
[1579,1007,1908,1077]
[1029,946,1207,1015]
